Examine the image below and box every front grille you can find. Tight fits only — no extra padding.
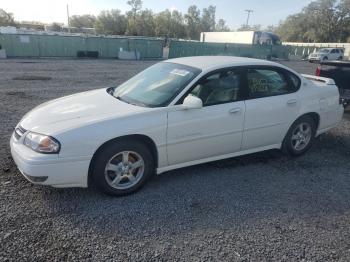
[14,126,27,140]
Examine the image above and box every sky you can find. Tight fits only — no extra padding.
[2,0,314,29]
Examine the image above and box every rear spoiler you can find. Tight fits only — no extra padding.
[320,61,350,68]
[302,74,336,85]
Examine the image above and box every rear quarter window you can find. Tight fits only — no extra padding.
[286,71,301,92]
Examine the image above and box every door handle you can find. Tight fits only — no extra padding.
[287,99,297,106]
[229,108,241,114]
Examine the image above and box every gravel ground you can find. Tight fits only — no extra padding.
[0,58,349,261]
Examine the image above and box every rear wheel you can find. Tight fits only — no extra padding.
[338,56,343,60]
[91,140,154,196]
[282,116,316,156]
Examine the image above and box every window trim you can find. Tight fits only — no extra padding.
[241,65,301,100]
[174,66,246,106]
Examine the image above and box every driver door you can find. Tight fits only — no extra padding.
[166,68,246,166]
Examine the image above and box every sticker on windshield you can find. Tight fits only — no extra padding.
[170,69,190,77]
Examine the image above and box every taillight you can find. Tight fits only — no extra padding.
[315,65,321,76]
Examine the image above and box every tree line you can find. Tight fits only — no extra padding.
[74,0,231,39]
[0,0,230,40]
[2,0,349,42]
[274,0,350,43]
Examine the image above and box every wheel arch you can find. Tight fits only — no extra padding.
[87,134,159,186]
[281,112,320,153]
[300,112,320,129]
[285,112,320,139]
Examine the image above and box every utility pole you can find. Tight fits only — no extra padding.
[245,9,253,27]
[66,4,71,33]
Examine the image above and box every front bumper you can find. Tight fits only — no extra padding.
[309,56,321,61]
[10,133,90,188]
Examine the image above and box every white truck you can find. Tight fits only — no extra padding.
[200,31,281,46]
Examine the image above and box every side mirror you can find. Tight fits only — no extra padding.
[182,95,203,110]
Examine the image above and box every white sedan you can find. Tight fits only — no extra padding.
[10,56,344,196]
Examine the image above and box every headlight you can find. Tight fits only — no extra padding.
[24,132,60,154]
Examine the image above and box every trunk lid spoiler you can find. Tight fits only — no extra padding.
[320,61,350,68]
[302,74,336,85]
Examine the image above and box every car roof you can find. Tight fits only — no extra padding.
[165,56,280,71]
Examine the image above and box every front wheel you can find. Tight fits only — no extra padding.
[91,140,154,196]
[282,116,316,156]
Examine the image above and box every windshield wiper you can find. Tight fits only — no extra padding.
[115,96,150,107]
[115,96,131,105]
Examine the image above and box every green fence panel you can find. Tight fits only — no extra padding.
[127,38,164,59]
[38,35,85,57]
[287,45,323,58]
[0,34,164,58]
[168,40,289,60]
[271,45,291,59]
[0,34,40,57]
[108,38,129,58]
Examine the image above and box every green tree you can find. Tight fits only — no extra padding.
[265,25,276,32]
[237,24,261,31]
[275,0,349,42]
[70,14,96,28]
[185,5,201,40]
[126,0,143,35]
[95,10,127,35]
[0,9,16,26]
[154,10,171,37]
[127,0,142,19]
[136,9,155,36]
[335,0,350,42]
[170,10,187,38]
[50,22,62,31]
[216,19,230,32]
[155,9,187,38]
[201,5,216,32]
[274,13,309,41]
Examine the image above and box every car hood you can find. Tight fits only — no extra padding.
[20,88,145,132]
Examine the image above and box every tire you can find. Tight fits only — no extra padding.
[323,56,328,61]
[338,56,343,60]
[282,115,317,156]
[91,140,154,196]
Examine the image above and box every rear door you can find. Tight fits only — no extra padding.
[242,66,301,150]
[330,49,338,60]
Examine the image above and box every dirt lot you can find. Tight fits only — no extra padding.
[0,58,350,261]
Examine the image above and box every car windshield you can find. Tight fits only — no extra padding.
[112,62,201,107]
[318,49,330,53]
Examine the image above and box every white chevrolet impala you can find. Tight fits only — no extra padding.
[11,56,344,195]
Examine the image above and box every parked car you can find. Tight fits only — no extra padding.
[10,56,344,196]
[316,60,350,108]
[309,48,344,62]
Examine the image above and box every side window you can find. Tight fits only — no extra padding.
[331,49,336,54]
[190,70,242,106]
[247,68,289,99]
[286,71,301,92]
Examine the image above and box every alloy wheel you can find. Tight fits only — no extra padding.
[104,151,145,190]
[291,122,312,151]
